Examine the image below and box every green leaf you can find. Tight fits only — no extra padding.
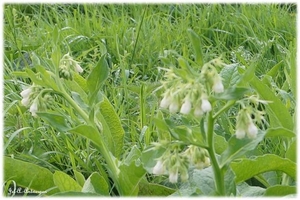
[214,134,228,154]
[236,182,265,197]
[187,29,203,66]
[220,130,266,167]
[265,127,295,138]
[264,185,296,197]
[264,60,283,79]
[220,64,241,88]
[68,125,102,148]
[87,54,109,94]
[98,96,125,158]
[250,75,294,130]
[117,160,146,196]
[82,172,109,196]
[138,179,175,196]
[214,87,249,100]
[53,171,82,192]
[230,154,296,183]
[4,157,59,195]
[224,167,236,196]
[285,140,296,162]
[37,111,71,132]
[74,170,85,187]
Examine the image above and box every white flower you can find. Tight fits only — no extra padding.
[235,128,246,139]
[247,123,258,139]
[201,99,212,113]
[153,160,164,175]
[29,101,38,117]
[20,87,32,98]
[169,101,179,113]
[213,80,224,93]
[21,97,31,107]
[180,171,189,182]
[160,94,171,109]
[75,63,83,73]
[169,169,178,183]
[180,99,192,114]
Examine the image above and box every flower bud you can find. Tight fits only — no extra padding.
[235,128,246,139]
[169,101,179,113]
[201,99,212,113]
[180,99,192,115]
[153,160,164,175]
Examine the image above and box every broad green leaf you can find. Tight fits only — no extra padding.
[68,125,102,148]
[220,63,241,88]
[138,179,175,196]
[236,182,265,197]
[220,130,266,167]
[82,172,109,196]
[37,111,71,132]
[264,185,296,196]
[98,96,125,158]
[4,157,59,195]
[177,56,194,77]
[53,171,82,192]
[74,170,85,187]
[285,140,296,162]
[123,145,142,166]
[35,65,58,90]
[87,54,109,94]
[214,87,249,100]
[237,62,257,85]
[250,75,294,130]
[214,134,228,154]
[51,45,61,67]
[116,160,146,196]
[224,166,236,196]
[265,127,295,138]
[264,60,283,80]
[187,29,203,66]
[230,154,296,183]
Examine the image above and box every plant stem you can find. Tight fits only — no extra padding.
[207,111,225,196]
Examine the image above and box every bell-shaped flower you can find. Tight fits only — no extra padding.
[169,169,178,183]
[201,99,212,113]
[160,94,172,109]
[21,97,31,107]
[180,99,192,115]
[247,122,258,139]
[75,63,83,73]
[212,79,224,93]
[20,87,32,99]
[153,160,164,175]
[29,101,38,117]
[235,128,246,139]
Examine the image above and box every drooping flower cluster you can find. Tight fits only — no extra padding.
[159,58,225,117]
[235,95,268,139]
[152,143,210,183]
[58,53,83,80]
[20,84,41,117]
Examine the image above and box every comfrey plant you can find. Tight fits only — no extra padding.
[141,30,270,196]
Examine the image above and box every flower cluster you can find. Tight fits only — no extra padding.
[20,85,40,117]
[58,53,83,80]
[159,58,225,117]
[235,95,268,139]
[152,143,210,183]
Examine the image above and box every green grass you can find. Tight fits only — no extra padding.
[3,3,296,197]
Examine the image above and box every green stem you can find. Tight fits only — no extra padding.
[206,111,225,196]
[213,100,235,119]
